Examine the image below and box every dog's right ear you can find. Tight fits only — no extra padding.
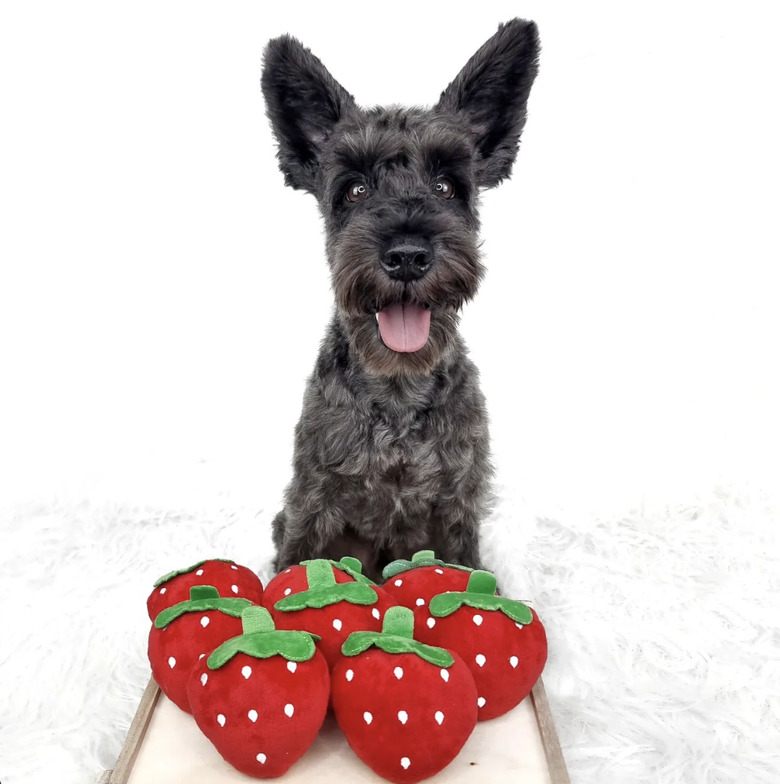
[261,35,356,194]
[436,19,540,188]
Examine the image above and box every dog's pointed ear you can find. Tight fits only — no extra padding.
[261,35,356,194]
[435,19,540,188]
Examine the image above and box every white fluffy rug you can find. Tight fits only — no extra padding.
[1,481,778,784]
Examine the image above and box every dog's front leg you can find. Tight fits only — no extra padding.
[430,411,494,571]
[432,489,488,571]
[273,382,368,572]
[272,501,344,573]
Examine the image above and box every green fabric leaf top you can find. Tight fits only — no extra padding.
[153,558,235,588]
[300,556,377,585]
[381,549,474,580]
[428,570,534,625]
[153,585,253,628]
[207,606,321,670]
[341,606,454,668]
[274,559,379,612]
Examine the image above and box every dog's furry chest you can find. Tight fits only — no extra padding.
[336,405,443,509]
[302,338,483,539]
[316,383,445,522]
[274,318,492,574]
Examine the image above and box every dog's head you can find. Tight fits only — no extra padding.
[262,20,540,375]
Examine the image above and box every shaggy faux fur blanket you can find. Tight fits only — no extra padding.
[1,480,777,784]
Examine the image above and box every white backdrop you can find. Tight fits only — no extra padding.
[1,2,779,783]
[2,0,778,514]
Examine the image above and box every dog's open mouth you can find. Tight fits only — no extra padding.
[375,303,431,353]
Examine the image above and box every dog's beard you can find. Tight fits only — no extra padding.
[330,238,483,376]
[340,307,460,376]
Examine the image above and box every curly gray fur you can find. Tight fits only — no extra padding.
[261,19,540,580]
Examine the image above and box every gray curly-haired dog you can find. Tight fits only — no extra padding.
[262,19,540,581]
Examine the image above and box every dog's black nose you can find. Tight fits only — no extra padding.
[381,241,433,282]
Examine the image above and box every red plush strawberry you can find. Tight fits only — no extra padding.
[419,570,547,721]
[148,585,254,712]
[267,559,397,668]
[188,606,329,778]
[381,550,485,631]
[331,606,478,784]
[147,558,263,620]
[262,556,375,609]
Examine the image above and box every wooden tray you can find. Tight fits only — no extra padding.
[101,676,569,784]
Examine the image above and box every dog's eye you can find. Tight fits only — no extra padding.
[434,178,455,199]
[346,182,368,203]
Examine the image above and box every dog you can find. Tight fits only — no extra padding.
[261,19,540,581]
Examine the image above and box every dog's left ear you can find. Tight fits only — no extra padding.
[436,19,540,188]
[261,35,357,194]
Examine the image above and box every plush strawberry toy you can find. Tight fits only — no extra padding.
[331,606,478,784]
[419,570,547,721]
[148,586,254,712]
[267,559,397,668]
[262,556,375,609]
[187,606,329,778]
[381,550,484,630]
[147,558,264,621]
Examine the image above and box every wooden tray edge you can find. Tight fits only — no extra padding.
[104,677,161,784]
[102,676,570,784]
[530,679,570,784]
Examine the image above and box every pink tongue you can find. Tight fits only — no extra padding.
[377,303,431,353]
